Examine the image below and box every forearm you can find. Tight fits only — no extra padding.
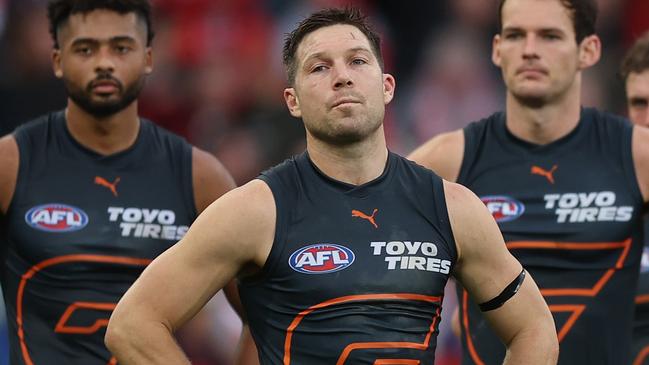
[105,319,191,364]
[502,324,558,365]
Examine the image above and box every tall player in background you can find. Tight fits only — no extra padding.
[409,0,649,364]
[105,7,557,365]
[621,30,649,365]
[0,1,255,364]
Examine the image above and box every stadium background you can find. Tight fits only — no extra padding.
[0,0,647,363]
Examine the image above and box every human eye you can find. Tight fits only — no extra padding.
[115,45,132,54]
[351,58,367,65]
[310,64,328,73]
[74,46,93,56]
[503,31,523,40]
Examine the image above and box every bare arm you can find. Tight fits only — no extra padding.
[407,130,464,182]
[632,125,649,203]
[191,147,259,364]
[0,134,19,215]
[445,181,558,365]
[105,180,275,364]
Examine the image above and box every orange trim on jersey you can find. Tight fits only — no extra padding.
[283,293,441,365]
[548,304,585,342]
[373,359,420,364]
[462,291,485,365]
[633,345,649,365]
[16,254,151,365]
[54,302,117,334]
[636,295,649,304]
[462,238,632,365]
[107,357,117,365]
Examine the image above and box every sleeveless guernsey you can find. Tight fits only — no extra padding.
[239,152,457,365]
[1,111,195,365]
[457,108,645,365]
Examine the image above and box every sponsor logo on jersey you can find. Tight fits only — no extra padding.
[531,164,558,184]
[288,244,355,274]
[107,207,189,240]
[352,208,379,228]
[543,191,633,223]
[370,241,452,274]
[25,204,89,232]
[94,176,121,197]
[481,196,525,222]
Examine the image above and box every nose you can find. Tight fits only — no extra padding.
[94,46,115,73]
[333,63,354,90]
[522,34,539,59]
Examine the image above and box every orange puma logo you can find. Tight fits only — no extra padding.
[531,165,558,184]
[94,176,121,197]
[352,208,379,229]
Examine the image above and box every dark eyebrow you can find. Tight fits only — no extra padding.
[70,35,136,47]
[629,97,648,107]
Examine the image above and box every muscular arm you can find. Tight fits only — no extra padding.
[445,181,558,365]
[632,125,649,203]
[192,147,259,364]
[407,130,464,182]
[105,180,275,364]
[0,135,19,215]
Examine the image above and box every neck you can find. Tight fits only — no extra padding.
[505,76,582,145]
[65,100,140,155]
[306,126,389,186]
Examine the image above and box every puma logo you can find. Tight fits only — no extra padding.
[94,176,121,197]
[352,208,379,229]
[531,165,558,184]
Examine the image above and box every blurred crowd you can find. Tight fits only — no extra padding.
[0,0,647,364]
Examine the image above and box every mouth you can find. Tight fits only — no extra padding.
[331,98,362,109]
[516,67,548,77]
[90,80,120,94]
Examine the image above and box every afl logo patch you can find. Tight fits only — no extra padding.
[288,244,355,274]
[25,204,89,232]
[481,196,525,223]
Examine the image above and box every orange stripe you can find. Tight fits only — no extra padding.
[17,254,151,365]
[374,360,420,365]
[336,306,441,365]
[633,344,649,365]
[462,290,485,365]
[462,238,632,362]
[283,293,441,365]
[54,302,117,335]
[636,295,649,304]
[548,305,585,342]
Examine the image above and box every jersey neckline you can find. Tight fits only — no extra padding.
[299,150,396,198]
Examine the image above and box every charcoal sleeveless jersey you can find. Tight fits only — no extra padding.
[238,152,457,365]
[0,111,196,365]
[456,108,645,365]
[632,221,649,365]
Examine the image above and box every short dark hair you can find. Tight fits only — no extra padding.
[497,0,597,44]
[621,32,649,82]
[282,7,383,86]
[47,0,154,49]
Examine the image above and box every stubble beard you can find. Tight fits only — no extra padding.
[63,73,146,118]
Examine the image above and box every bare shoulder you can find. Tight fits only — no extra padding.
[190,179,276,267]
[442,180,499,262]
[633,125,649,203]
[407,130,464,182]
[0,134,19,214]
[192,146,237,213]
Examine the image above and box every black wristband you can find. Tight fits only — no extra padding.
[479,268,526,312]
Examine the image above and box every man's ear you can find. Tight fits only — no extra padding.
[578,34,601,70]
[52,49,63,79]
[284,87,302,118]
